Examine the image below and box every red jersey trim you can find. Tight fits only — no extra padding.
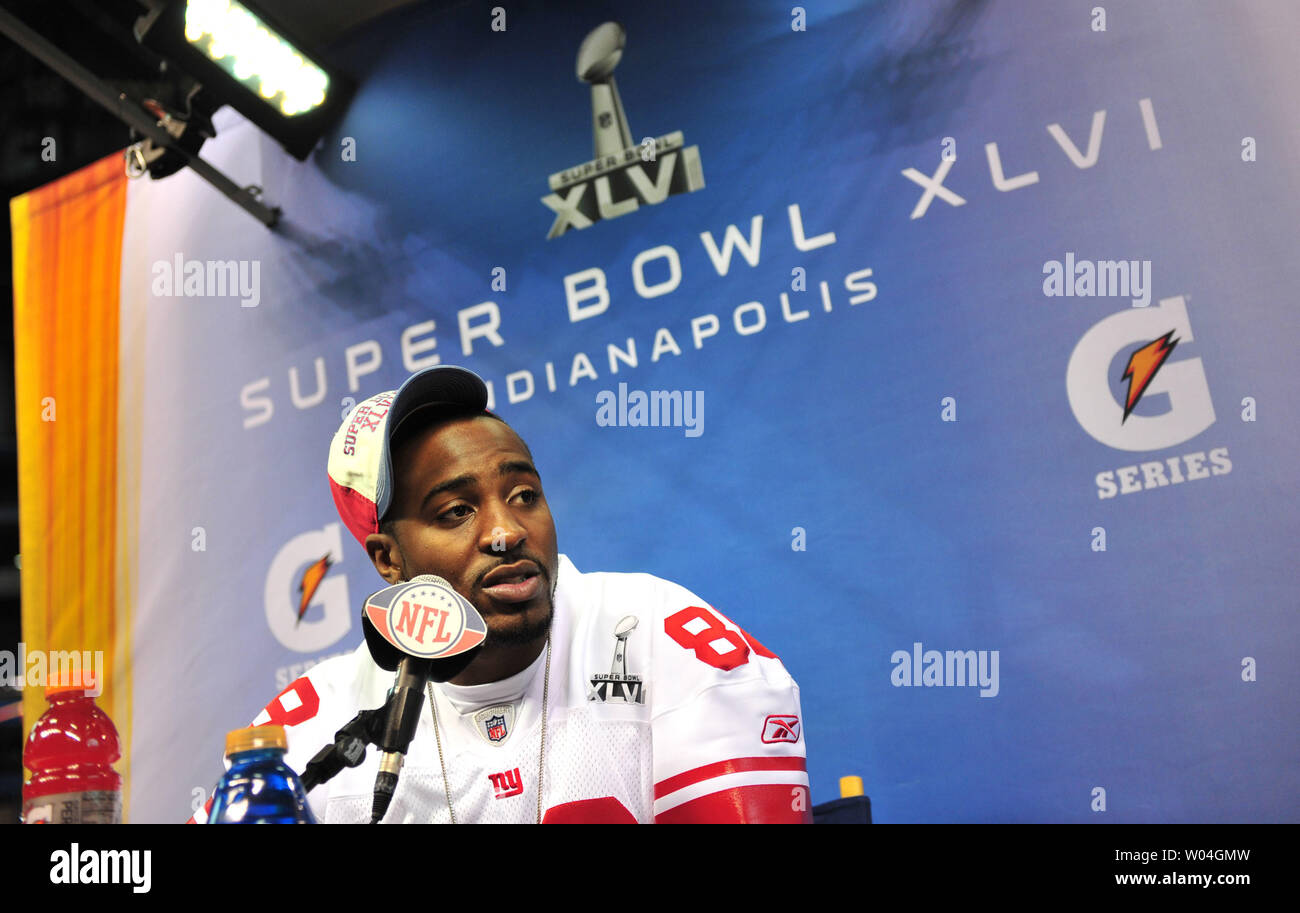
[654,784,813,824]
[542,797,638,824]
[258,676,322,729]
[654,756,807,800]
[185,795,214,824]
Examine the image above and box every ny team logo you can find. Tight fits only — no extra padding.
[541,22,704,239]
[489,768,523,799]
[1066,296,1231,498]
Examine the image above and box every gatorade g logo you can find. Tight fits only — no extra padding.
[364,577,486,659]
[265,524,352,653]
[1066,296,1214,451]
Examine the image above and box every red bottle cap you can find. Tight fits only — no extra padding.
[44,667,99,698]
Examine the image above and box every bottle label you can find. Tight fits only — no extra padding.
[23,791,122,824]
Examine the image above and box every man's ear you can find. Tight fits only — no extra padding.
[365,530,405,584]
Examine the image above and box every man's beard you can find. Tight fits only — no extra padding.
[482,573,557,646]
[487,603,554,646]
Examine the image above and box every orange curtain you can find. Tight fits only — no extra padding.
[10,153,132,817]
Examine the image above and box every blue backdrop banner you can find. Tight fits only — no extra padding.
[112,0,1298,822]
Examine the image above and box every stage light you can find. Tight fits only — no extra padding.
[180,0,329,117]
[135,0,353,160]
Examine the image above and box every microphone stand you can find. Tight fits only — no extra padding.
[300,706,389,792]
[301,579,486,820]
[296,652,478,817]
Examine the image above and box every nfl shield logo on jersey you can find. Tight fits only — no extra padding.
[473,704,517,745]
[470,702,514,749]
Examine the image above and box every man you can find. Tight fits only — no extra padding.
[192,365,810,823]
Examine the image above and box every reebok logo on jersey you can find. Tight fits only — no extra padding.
[762,714,801,744]
[489,768,524,799]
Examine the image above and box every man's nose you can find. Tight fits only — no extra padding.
[479,501,527,553]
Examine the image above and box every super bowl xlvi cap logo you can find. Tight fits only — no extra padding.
[588,615,645,704]
[363,576,487,660]
[473,705,517,745]
[1066,295,1232,499]
[541,22,705,239]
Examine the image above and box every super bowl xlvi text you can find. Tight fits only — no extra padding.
[238,202,874,427]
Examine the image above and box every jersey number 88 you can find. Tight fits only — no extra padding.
[664,606,776,671]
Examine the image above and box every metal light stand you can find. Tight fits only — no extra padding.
[0,5,281,227]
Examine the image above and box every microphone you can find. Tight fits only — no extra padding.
[360,574,487,823]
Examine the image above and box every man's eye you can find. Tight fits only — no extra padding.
[440,505,473,520]
[516,489,538,504]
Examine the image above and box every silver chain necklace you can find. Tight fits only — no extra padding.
[427,632,552,824]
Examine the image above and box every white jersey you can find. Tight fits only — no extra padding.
[192,554,810,823]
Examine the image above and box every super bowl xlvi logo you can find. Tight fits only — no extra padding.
[588,615,645,704]
[541,22,704,239]
[1066,295,1231,499]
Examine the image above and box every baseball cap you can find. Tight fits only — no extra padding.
[328,365,490,547]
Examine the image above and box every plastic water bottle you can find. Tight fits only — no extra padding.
[207,725,317,824]
[23,675,122,824]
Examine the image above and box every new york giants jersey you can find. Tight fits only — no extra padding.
[191,554,810,823]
